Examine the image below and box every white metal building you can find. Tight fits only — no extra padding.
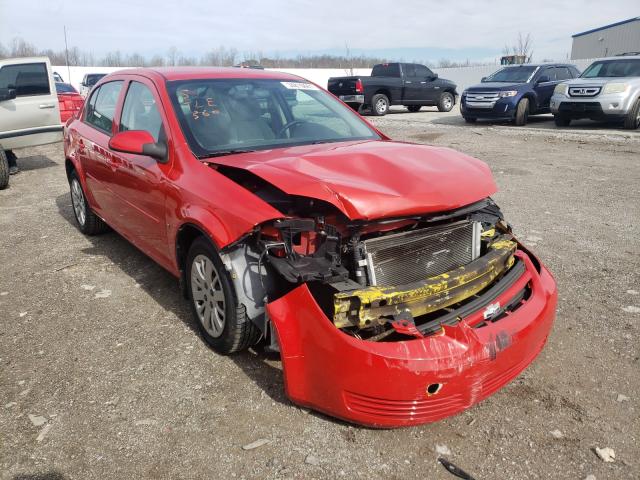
[571,17,640,59]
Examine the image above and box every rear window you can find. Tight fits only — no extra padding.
[55,82,77,94]
[0,62,50,96]
[372,64,401,77]
[85,74,107,86]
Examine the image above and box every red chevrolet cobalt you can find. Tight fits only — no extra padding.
[63,68,557,427]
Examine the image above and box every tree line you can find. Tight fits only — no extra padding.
[0,37,497,69]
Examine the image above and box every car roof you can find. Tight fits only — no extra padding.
[590,55,640,61]
[500,63,574,68]
[108,67,306,82]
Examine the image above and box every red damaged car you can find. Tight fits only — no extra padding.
[63,68,557,427]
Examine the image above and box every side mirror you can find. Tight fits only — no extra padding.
[0,88,17,101]
[536,75,550,84]
[428,73,438,80]
[481,77,487,82]
[108,130,168,163]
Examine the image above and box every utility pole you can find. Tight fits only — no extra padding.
[64,26,71,83]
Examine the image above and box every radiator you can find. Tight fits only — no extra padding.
[363,221,481,287]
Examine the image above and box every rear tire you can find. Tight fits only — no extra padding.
[623,97,640,130]
[554,114,571,127]
[186,237,260,354]
[69,171,109,235]
[407,105,422,113]
[371,93,390,116]
[437,92,454,112]
[463,117,477,124]
[0,150,9,190]
[514,98,530,126]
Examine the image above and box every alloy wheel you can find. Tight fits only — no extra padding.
[376,98,387,114]
[190,254,226,337]
[71,178,86,226]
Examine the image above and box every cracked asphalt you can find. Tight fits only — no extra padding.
[1,108,639,479]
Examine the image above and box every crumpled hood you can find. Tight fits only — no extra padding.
[212,140,497,220]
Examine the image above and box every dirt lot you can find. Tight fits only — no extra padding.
[1,110,639,480]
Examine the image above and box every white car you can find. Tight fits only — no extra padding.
[551,55,640,129]
[79,73,107,98]
[0,56,62,188]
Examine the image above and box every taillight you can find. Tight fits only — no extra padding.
[355,79,364,94]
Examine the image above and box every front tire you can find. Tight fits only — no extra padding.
[407,105,421,113]
[623,98,640,130]
[371,93,389,116]
[69,171,109,235]
[0,150,8,190]
[186,237,260,354]
[554,114,571,127]
[437,92,454,112]
[514,98,530,126]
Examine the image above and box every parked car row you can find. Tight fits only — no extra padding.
[325,56,640,130]
[461,55,640,129]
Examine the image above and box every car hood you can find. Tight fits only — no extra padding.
[210,140,497,220]
[467,82,525,91]
[563,77,634,87]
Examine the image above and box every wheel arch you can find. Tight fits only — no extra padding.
[374,89,392,102]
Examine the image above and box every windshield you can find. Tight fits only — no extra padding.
[484,66,538,83]
[581,59,640,78]
[168,78,380,158]
[55,82,77,93]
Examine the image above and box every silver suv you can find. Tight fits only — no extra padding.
[550,56,640,129]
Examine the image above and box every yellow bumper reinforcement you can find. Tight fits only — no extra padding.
[333,236,517,329]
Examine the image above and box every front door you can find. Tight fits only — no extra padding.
[533,67,560,111]
[107,78,172,265]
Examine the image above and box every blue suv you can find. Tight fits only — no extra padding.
[461,64,580,125]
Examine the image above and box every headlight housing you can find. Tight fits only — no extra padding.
[554,84,568,96]
[498,90,517,98]
[602,83,629,94]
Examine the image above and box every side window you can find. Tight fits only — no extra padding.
[120,82,163,142]
[403,64,416,77]
[540,68,554,81]
[0,63,50,96]
[415,65,433,78]
[555,67,572,81]
[85,81,123,134]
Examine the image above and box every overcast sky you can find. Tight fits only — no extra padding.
[0,0,637,62]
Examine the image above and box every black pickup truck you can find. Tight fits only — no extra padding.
[328,63,458,115]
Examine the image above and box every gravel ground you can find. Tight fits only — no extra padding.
[1,110,639,480]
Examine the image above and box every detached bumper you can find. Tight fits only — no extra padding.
[267,250,557,427]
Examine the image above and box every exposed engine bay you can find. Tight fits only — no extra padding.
[213,164,528,343]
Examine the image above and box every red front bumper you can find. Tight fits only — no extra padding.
[266,251,557,428]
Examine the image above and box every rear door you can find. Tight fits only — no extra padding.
[107,78,171,264]
[76,80,125,219]
[401,64,423,103]
[0,59,62,149]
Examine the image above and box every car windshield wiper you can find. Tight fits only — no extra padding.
[198,149,257,159]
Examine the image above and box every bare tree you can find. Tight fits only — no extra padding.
[503,32,533,62]
[166,46,178,66]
